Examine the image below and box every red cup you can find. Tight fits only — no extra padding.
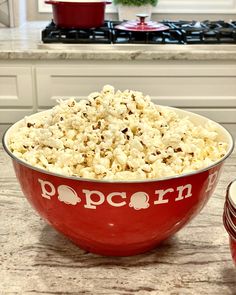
[230,237,236,264]
[223,180,236,265]
[226,199,236,225]
[3,108,234,256]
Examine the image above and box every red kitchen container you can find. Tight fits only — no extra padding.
[3,107,234,256]
[45,0,111,29]
[230,237,236,264]
[223,180,236,265]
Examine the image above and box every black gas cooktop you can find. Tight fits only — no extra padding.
[42,20,236,44]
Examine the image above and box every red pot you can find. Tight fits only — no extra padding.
[223,180,236,265]
[3,108,234,256]
[45,0,111,29]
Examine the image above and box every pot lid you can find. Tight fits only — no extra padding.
[115,14,169,32]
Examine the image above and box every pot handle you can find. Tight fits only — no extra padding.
[136,13,149,25]
[106,1,112,4]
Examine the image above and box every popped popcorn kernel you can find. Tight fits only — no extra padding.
[9,85,228,180]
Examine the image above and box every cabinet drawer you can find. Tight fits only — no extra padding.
[36,66,236,108]
[0,67,33,107]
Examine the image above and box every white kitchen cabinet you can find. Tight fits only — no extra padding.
[0,67,33,107]
[35,63,236,125]
[0,61,236,126]
[0,66,34,123]
[35,63,236,108]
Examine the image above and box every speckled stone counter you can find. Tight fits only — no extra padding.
[1,129,236,294]
[1,22,236,60]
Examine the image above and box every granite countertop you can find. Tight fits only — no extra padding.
[1,129,236,294]
[1,21,236,60]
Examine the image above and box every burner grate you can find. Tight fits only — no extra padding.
[41,20,236,44]
[42,20,112,44]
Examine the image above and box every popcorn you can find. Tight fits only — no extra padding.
[9,85,228,180]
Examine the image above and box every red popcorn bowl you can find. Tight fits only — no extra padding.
[223,180,236,265]
[226,198,236,226]
[3,108,234,256]
[230,237,236,265]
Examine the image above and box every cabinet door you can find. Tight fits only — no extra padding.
[0,67,33,107]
